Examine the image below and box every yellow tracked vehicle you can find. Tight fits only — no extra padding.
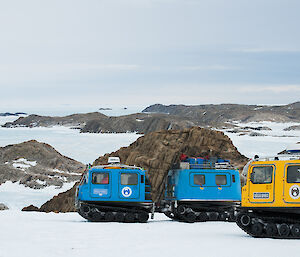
[236,155,300,239]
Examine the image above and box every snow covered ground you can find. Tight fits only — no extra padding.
[0,181,76,210]
[0,212,298,257]
[222,121,300,158]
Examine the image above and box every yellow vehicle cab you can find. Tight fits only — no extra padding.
[236,154,300,239]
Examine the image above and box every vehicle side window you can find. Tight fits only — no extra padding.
[216,175,227,185]
[121,173,138,185]
[251,166,273,184]
[287,165,300,183]
[194,174,205,185]
[92,173,109,184]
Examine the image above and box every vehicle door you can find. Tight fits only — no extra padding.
[119,171,140,199]
[248,165,275,203]
[283,164,300,204]
[89,171,111,198]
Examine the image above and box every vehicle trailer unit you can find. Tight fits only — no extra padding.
[164,157,241,223]
[76,158,153,223]
[236,155,300,239]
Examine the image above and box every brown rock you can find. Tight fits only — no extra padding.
[22,205,39,212]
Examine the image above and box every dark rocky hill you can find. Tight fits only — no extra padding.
[81,113,196,134]
[0,140,85,189]
[3,112,197,134]
[3,112,106,129]
[142,102,300,124]
[36,127,248,212]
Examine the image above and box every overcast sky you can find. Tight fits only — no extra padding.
[0,0,299,113]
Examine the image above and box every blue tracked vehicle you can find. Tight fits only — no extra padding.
[163,157,241,223]
[76,157,153,223]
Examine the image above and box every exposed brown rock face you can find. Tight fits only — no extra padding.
[94,127,248,202]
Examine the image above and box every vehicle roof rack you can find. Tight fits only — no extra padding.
[253,154,300,162]
[92,164,143,170]
[179,162,236,170]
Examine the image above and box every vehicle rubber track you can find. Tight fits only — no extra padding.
[236,210,300,239]
[165,205,236,223]
[78,202,150,223]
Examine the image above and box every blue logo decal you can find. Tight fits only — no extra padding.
[122,187,132,197]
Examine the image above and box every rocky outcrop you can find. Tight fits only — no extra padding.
[143,102,300,124]
[0,140,85,189]
[94,127,248,202]
[0,203,8,211]
[22,205,39,212]
[284,125,300,131]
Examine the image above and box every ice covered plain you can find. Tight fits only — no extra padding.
[1,115,300,257]
[0,212,299,257]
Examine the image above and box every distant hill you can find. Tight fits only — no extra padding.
[142,102,300,124]
[3,102,300,135]
[3,112,197,134]
[2,112,106,129]
[0,112,27,117]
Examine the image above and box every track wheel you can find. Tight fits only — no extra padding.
[266,223,278,237]
[198,212,209,222]
[92,212,103,222]
[81,205,90,215]
[177,205,186,215]
[104,212,115,222]
[125,212,135,223]
[240,214,251,227]
[115,212,125,222]
[251,222,263,237]
[209,212,219,221]
[218,212,227,221]
[291,224,300,237]
[228,212,236,222]
[279,224,290,237]
[185,212,196,223]
[137,212,149,223]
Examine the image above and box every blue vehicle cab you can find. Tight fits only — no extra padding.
[76,157,153,223]
[164,157,241,223]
